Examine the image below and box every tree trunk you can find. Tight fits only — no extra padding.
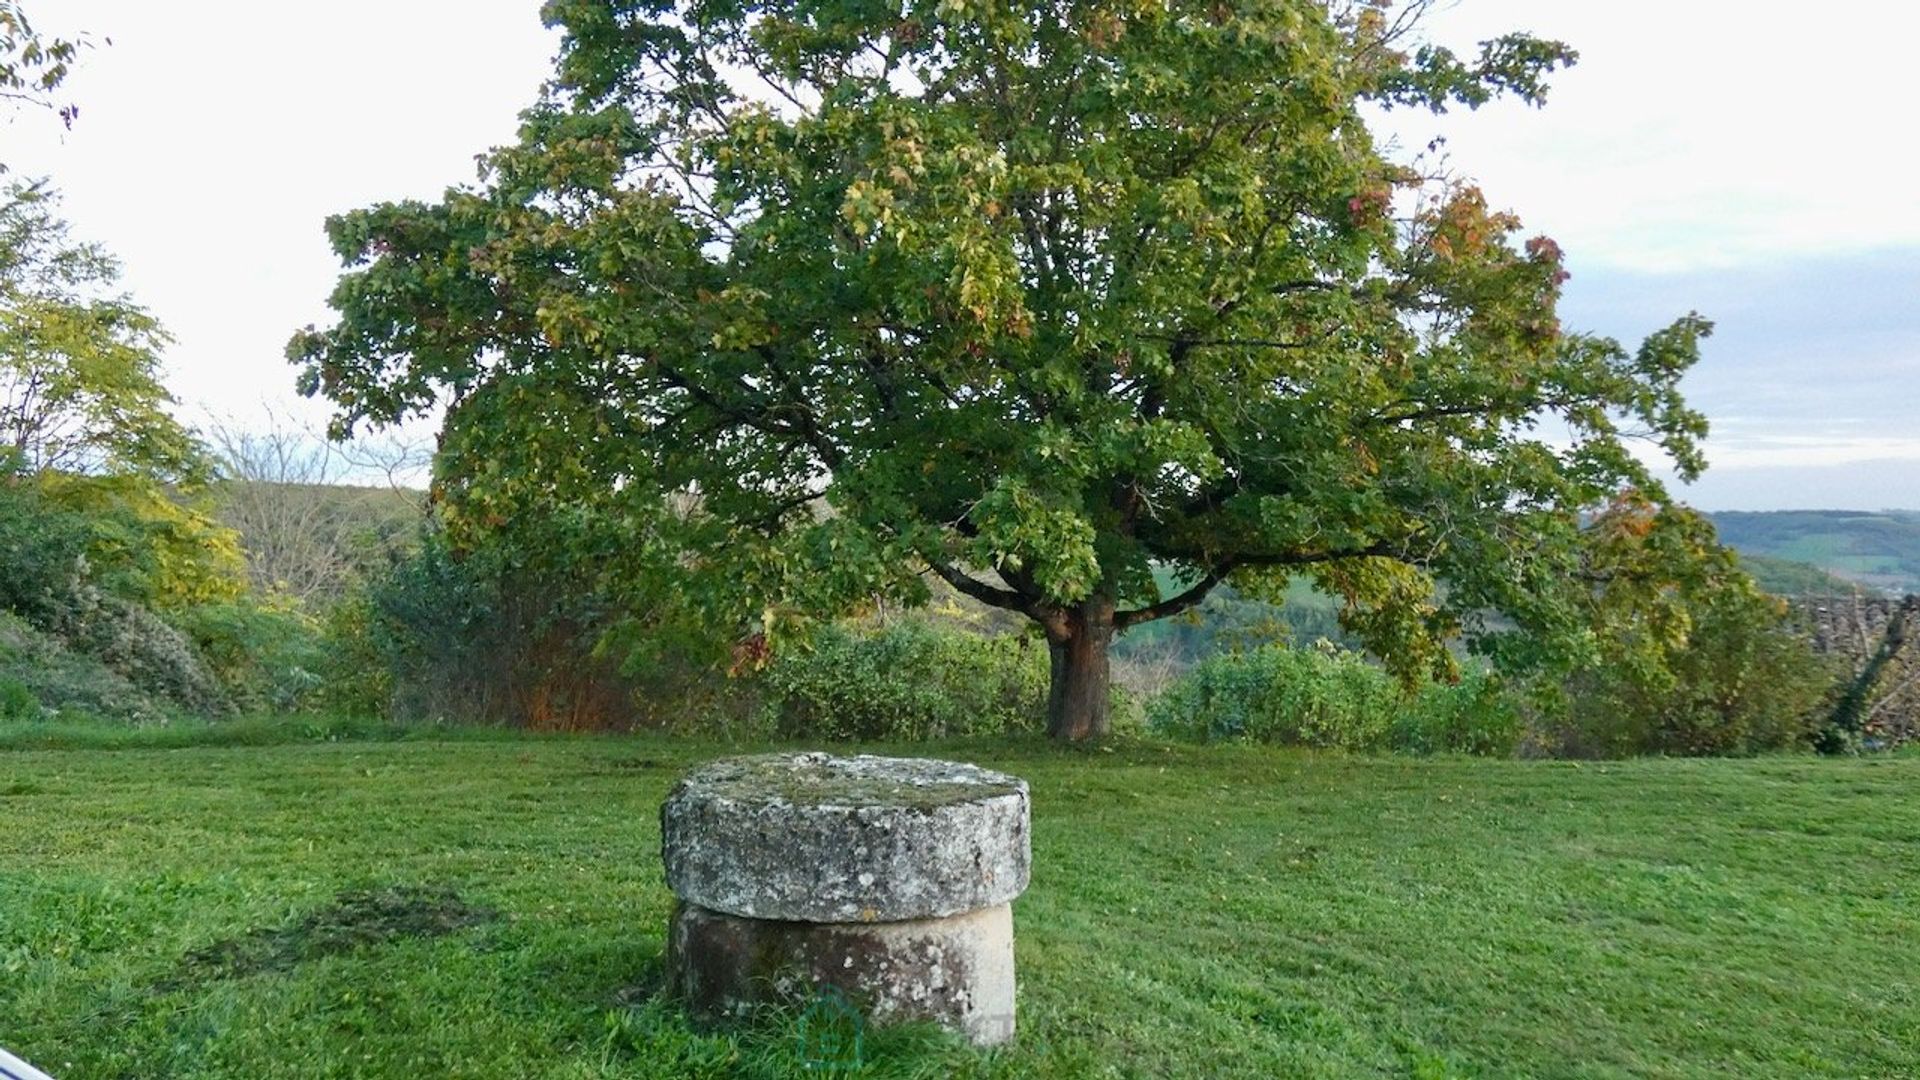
[1044,597,1115,741]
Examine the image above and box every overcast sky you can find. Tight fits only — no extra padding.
[9,0,1919,509]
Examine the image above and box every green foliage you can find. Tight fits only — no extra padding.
[1149,643,1399,750]
[172,597,330,714]
[360,528,647,729]
[0,674,37,721]
[760,620,1048,740]
[57,590,230,716]
[0,1,83,139]
[1392,668,1525,758]
[0,464,90,624]
[0,609,164,722]
[1530,501,1838,757]
[2,181,208,485]
[35,470,246,609]
[1148,642,1522,755]
[294,0,1710,739]
[311,588,395,718]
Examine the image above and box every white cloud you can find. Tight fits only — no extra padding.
[6,1,559,431]
[1375,1,1920,272]
[1705,435,1920,471]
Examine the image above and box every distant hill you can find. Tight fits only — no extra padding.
[1710,510,1920,596]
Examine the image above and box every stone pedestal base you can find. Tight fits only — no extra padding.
[666,900,1016,1046]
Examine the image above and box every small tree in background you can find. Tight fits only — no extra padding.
[1547,499,1837,756]
[295,0,1713,740]
[1,182,205,485]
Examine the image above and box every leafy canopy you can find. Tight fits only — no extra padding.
[293,0,1709,681]
[0,182,239,611]
[1,181,207,485]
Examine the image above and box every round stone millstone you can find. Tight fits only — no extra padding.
[660,752,1031,923]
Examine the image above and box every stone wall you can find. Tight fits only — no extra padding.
[1788,593,1920,746]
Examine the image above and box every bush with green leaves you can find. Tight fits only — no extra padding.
[356,530,649,728]
[1147,644,1523,755]
[308,589,395,719]
[1538,597,1838,758]
[1147,644,1400,750]
[0,675,39,722]
[0,467,92,625]
[1393,668,1524,757]
[173,598,331,714]
[760,621,1050,741]
[1527,502,1841,757]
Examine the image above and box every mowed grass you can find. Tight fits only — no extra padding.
[2,730,1917,1079]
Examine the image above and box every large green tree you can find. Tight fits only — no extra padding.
[294,0,1709,739]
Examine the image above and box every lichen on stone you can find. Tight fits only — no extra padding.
[676,752,1026,809]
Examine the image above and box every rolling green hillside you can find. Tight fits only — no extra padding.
[1737,553,1864,597]
[1711,510,1920,596]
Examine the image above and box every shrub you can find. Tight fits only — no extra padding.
[0,475,93,625]
[311,589,395,718]
[361,533,644,729]
[1539,599,1838,757]
[1396,669,1524,757]
[1147,643,1523,756]
[0,610,166,723]
[1147,644,1401,750]
[57,588,230,716]
[0,676,40,722]
[761,621,1048,740]
[173,597,331,714]
[1525,502,1842,757]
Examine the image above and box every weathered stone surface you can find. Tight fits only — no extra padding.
[667,900,1018,1046]
[661,752,1030,922]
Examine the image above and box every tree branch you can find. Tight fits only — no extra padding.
[927,560,1030,613]
[1116,563,1234,629]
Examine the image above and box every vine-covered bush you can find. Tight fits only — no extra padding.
[0,610,166,723]
[761,621,1049,740]
[56,589,231,716]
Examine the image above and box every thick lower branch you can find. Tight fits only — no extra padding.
[928,561,1029,613]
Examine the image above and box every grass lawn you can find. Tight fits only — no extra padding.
[2,727,1917,1078]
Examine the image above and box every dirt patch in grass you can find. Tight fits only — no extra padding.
[162,885,498,990]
